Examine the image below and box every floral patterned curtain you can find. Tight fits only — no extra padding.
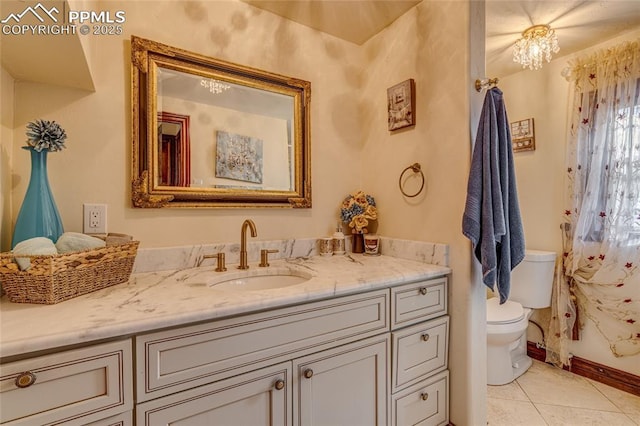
[546,40,640,367]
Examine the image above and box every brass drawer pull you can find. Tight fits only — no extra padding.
[15,371,37,388]
[420,392,429,401]
[419,287,428,295]
[421,333,430,342]
[303,368,314,379]
[274,379,285,390]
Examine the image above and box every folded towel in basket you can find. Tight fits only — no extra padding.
[105,233,133,246]
[12,237,58,270]
[55,232,106,253]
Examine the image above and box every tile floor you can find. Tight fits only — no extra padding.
[487,359,640,425]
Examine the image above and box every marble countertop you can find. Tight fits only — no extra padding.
[0,254,450,359]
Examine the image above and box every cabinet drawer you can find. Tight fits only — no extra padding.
[137,362,291,426]
[0,340,132,425]
[391,277,447,329]
[136,290,388,401]
[392,316,448,392]
[391,370,449,426]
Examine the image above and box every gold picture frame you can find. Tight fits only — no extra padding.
[387,79,415,131]
[511,118,535,152]
[130,35,312,208]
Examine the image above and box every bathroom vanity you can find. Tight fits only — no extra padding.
[0,253,450,425]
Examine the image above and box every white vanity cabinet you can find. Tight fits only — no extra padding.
[0,271,449,426]
[134,290,389,403]
[134,276,449,426]
[0,340,133,425]
[136,336,390,426]
[134,290,390,425]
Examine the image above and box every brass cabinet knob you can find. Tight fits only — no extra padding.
[419,287,428,295]
[420,392,429,401]
[303,368,314,379]
[421,333,430,342]
[15,371,36,388]
[274,379,285,390]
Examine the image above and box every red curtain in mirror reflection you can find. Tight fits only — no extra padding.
[158,111,191,187]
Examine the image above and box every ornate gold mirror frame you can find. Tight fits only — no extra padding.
[131,36,311,208]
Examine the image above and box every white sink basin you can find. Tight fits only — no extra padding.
[209,268,312,291]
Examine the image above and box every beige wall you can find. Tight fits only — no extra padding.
[1,67,14,250]
[501,28,640,375]
[9,0,365,247]
[359,1,483,423]
[4,1,483,424]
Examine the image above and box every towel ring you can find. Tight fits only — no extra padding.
[399,163,425,198]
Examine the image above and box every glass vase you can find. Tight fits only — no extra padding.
[12,147,64,248]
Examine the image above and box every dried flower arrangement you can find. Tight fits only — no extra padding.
[340,190,378,233]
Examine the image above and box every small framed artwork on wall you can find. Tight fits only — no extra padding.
[510,118,535,152]
[387,79,415,131]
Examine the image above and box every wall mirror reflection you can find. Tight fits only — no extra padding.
[131,36,311,208]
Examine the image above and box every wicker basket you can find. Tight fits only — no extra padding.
[0,241,139,304]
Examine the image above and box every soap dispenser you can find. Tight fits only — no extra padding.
[332,222,346,255]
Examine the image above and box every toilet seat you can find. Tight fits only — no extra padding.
[486,297,525,324]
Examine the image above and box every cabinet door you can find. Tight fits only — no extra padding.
[293,336,389,426]
[0,340,132,426]
[136,362,291,426]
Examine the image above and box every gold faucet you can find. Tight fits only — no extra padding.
[239,219,257,269]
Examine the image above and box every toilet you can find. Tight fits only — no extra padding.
[486,249,556,385]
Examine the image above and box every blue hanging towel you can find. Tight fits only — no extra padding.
[462,87,525,303]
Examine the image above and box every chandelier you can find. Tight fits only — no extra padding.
[200,78,231,94]
[513,24,560,70]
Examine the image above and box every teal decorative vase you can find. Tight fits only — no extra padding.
[11,147,64,248]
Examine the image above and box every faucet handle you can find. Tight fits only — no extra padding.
[259,249,279,267]
[203,252,227,272]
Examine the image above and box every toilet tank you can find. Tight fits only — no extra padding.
[508,249,557,309]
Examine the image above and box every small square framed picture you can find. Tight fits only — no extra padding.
[387,79,415,131]
[511,118,535,152]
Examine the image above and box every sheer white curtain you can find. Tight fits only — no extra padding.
[547,40,640,367]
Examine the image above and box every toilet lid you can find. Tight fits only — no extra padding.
[486,297,525,324]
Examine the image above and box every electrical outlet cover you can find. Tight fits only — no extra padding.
[83,203,107,234]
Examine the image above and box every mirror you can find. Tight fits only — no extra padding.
[131,36,311,208]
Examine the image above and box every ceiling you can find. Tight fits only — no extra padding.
[243,0,421,45]
[485,0,640,77]
[0,1,95,90]
[243,0,640,77]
